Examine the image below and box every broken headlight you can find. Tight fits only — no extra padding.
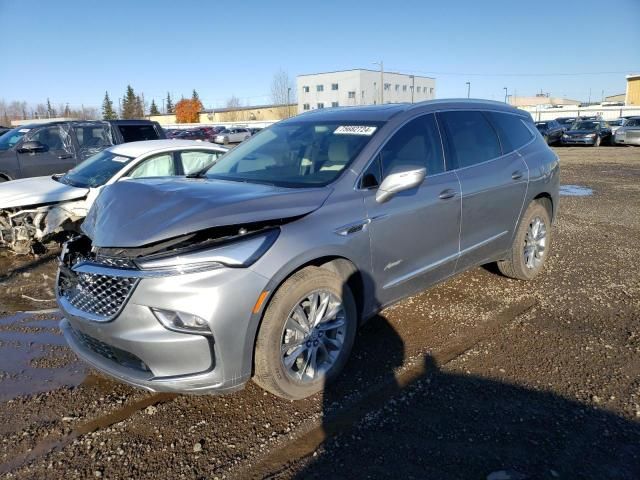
[135,229,279,274]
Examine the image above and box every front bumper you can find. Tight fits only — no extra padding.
[561,136,596,145]
[59,264,270,394]
[614,135,640,146]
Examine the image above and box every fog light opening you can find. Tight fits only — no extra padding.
[152,308,212,336]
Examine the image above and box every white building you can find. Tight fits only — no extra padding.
[296,69,436,113]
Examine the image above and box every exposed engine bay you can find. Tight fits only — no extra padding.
[0,200,88,254]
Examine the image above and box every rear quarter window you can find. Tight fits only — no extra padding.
[488,112,534,153]
[117,125,160,142]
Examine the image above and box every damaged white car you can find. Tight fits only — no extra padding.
[0,140,227,254]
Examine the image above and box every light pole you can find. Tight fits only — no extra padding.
[466,82,471,98]
[411,75,415,103]
[287,87,291,117]
[503,87,508,104]
[373,60,384,104]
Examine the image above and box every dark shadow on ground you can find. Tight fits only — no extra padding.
[296,340,640,480]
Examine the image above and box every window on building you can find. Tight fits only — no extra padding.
[384,83,391,90]
[331,83,339,91]
[417,86,422,93]
[303,103,310,111]
[317,85,324,92]
[403,85,407,92]
[430,88,434,94]
[317,102,324,109]
[348,91,356,99]
[395,84,399,92]
[331,101,339,108]
[303,86,310,93]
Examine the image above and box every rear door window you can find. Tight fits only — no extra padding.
[488,112,534,153]
[127,153,176,178]
[437,111,501,170]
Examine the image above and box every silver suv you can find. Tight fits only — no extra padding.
[58,100,559,400]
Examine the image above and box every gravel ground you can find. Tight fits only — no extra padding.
[0,146,638,479]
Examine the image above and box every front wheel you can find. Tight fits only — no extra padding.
[594,135,601,147]
[497,200,552,281]
[253,266,357,400]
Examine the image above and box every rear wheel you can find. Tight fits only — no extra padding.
[497,200,552,281]
[253,266,357,400]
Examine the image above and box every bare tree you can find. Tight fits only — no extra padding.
[270,69,295,118]
[223,95,242,122]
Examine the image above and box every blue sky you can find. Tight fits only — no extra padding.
[1,0,638,110]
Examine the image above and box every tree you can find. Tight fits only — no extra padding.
[46,98,56,118]
[192,89,200,102]
[102,91,117,120]
[121,85,138,119]
[135,95,145,118]
[175,98,203,123]
[165,92,174,114]
[270,69,295,118]
[63,104,71,117]
[149,99,160,116]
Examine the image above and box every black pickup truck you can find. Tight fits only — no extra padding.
[0,120,166,181]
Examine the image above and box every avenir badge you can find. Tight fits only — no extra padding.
[334,126,377,136]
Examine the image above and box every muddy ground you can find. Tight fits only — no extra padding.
[0,146,638,479]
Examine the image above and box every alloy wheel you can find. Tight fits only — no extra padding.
[524,216,547,269]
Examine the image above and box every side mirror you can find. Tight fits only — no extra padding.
[18,140,47,154]
[375,166,426,203]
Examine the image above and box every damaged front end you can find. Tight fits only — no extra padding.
[0,200,87,254]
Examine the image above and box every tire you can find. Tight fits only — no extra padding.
[253,266,357,400]
[497,200,552,281]
[594,135,601,147]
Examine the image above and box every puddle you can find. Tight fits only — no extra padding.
[0,311,87,401]
[560,185,594,196]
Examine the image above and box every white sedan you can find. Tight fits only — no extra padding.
[214,127,251,144]
[0,140,227,253]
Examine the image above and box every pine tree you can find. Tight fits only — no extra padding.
[63,104,71,117]
[135,95,145,118]
[192,89,200,101]
[149,99,160,116]
[46,98,56,118]
[165,92,174,114]
[101,92,117,120]
[122,85,138,119]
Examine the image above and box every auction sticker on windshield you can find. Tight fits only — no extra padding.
[112,156,130,163]
[334,126,377,136]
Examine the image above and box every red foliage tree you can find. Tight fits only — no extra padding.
[175,98,203,123]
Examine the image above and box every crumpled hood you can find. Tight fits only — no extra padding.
[83,177,332,248]
[0,176,88,209]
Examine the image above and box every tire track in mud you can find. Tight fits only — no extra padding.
[236,297,538,480]
[0,392,177,476]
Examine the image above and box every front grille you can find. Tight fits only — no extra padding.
[72,328,150,372]
[58,267,138,319]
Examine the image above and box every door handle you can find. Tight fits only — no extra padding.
[58,154,72,160]
[438,189,456,200]
[511,170,523,180]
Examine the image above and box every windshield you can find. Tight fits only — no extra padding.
[205,121,383,188]
[0,127,30,151]
[535,123,548,129]
[59,150,134,188]
[608,119,623,126]
[571,121,599,131]
[624,118,640,127]
[558,118,575,125]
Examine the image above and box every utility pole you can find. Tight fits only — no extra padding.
[411,75,415,103]
[287,87,291,118]
[373,60,384,104]
[588,88,591,104]
[503,87,508,104]
[466,82,471,99]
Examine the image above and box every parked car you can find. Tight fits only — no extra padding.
[164,128,182,138]
[0,140,227,253]
[248,127,264,136]
[214,127,251,144]
[561,120,612,146]
[174,129,207,141]
[57,99,559,400]
[613,116,640,146]
[535,120,563,145]
[0,120,166,182]
[555,117,578,131]
[607,118,626,135]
